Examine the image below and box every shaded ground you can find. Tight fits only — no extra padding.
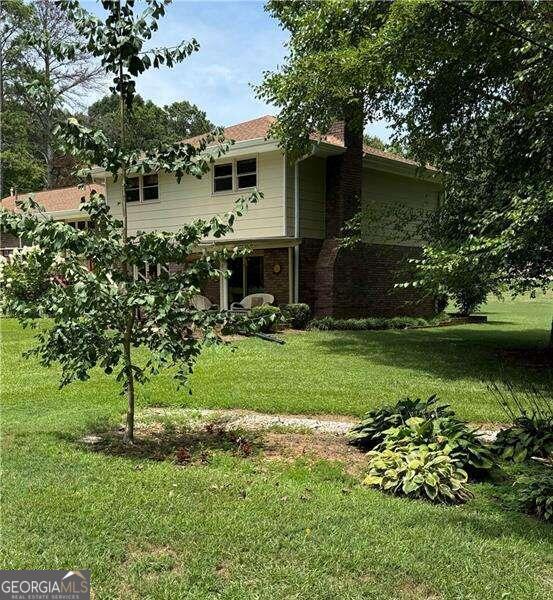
[81,416,368,476]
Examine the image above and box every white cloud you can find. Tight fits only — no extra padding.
[80,1,391,140]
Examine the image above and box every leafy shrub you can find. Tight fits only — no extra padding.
[281,303,310,329]
[249,304,282,333]
[308,315,429,331]
[434,293,448,314]
[363,445,472,504]
[381,416,499,480]
[515,472,553,522]
[403,248,498,316]
[493,420,553,462]
[347,395,454,450]
[489,382,553,462]
[0,246,51,304]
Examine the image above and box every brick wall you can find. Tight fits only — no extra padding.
[169,249,291,308]
[263,247,290,306]
[324,119,363,238]
[311,114,435,318]
[0,231,20,250]
[202,277,220,305]
[330,243,436,318]
[298,238,324,309]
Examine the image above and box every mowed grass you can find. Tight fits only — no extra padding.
[1,295,552,599]
[4,293,550,430]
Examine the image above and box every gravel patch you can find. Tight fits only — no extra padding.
[139,407,499,440]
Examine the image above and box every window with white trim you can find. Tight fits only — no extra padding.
[236,158,257,189]
[125,174,159,203]
[213,163,233,192]
[66,220,89,230]
[213,158,257,193]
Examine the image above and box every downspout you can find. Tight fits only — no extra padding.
[293,154,310,303]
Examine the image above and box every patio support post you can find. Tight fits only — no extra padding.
[288,247,294,303]
[220,259,228,309]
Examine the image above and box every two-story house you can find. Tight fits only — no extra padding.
[2,115,441,317]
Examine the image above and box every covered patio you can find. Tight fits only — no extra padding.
[201,237,300,309]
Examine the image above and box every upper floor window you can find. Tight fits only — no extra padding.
[213,163,233,192]
[213,158,257,193]
[125,174,159,203]
[236,158,257,189]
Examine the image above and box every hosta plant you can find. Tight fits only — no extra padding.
[493,420,553,463]
[515,472,553,522]
[381,416,499,480]
[363,444,472,504]
[347,395,454,450]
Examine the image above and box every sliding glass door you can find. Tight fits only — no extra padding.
[227,256,264,304]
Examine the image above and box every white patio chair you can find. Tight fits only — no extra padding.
[230,293,274,312]
[190,294,218,311]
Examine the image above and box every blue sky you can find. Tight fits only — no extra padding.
[82,0,392,141]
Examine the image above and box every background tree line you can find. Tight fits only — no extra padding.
[0,0,212,199]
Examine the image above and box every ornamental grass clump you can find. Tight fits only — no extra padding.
[488,382,553,462]
[363,445,472,504]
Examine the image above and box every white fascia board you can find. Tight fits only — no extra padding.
[91,139,283,179]
[363,155,442,183]
[44,208,88,220]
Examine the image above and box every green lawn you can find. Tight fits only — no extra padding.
[1,295,552,599]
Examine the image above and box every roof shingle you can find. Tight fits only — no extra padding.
[1,184,105,213]
[184,115,428,168]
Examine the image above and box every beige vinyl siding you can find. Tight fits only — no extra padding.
[298,156,325,239]
[361,169,440,246]
[285,158,295,236]
[106,151,285,240]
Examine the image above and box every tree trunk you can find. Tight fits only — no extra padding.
[117,19,134,441]
[122,312,135,443]
[43,2,54,189]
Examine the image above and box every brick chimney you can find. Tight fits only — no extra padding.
[314,111,364,316]
[326,121,345,143]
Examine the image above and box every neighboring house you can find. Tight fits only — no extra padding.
[2,116,441,317]
[0,184,103,257]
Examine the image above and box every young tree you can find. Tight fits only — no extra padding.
[0,0,262,443]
